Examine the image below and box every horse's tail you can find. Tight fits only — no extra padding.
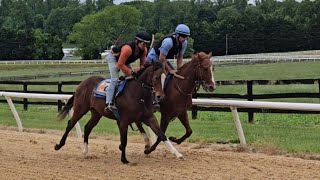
[58,94,75,120]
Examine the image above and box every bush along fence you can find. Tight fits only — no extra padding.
[1,79,319,122]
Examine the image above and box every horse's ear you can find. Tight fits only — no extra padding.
[208,52,213,58]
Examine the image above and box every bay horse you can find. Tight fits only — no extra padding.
[144,52,216,155]
[54,63,184,164]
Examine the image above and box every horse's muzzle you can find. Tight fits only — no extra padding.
[154,90,165,101]
[203,83,216,92]
[157,95,164,102]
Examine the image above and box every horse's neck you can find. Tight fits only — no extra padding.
[174,61,197,94]
[138,68,152,85]
[178,62,196,80]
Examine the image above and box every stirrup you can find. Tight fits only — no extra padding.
[108,104,117,111]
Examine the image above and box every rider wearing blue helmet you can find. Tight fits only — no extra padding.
[147,24,190,74]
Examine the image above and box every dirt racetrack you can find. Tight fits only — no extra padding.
[1,128,320,180]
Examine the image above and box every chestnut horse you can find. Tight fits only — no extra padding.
[54,63,184,163]
[144,52,216,155]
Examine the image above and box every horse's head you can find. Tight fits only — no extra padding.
[192,52,216,92]
[137,61,165,101]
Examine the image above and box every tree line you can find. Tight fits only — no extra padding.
[0,0,319,60]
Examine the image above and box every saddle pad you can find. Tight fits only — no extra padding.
[93,79,128,99]
[93,79,111,99]
[164,74,173,90]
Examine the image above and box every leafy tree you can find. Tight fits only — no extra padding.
[0,0,13,17]
[34,14,45,29]
[123,1,157,33]
[258,0,280,14]
[69,5,142,59]
[44,7,85,41]
[83,0,96,14]
[96,0,113,11]
[0,27,34,60]
[33,29,64,60]
[2,0,34,29]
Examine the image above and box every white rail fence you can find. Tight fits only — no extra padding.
[1,91,320,146]
[0,92,81,138]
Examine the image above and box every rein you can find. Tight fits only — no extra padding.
[173,61,204,96]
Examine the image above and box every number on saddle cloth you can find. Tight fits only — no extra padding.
[93,78,128,99]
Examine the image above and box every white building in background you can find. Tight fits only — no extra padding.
[62,48,78,60]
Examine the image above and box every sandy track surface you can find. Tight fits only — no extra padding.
[1,129,320,180]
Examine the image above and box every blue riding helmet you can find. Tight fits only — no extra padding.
[175,24,190,36]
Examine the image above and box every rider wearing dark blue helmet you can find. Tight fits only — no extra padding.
[147,24,190,74]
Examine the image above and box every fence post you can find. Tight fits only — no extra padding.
[192,92,198,119]
[58,82,62,111]
[318,79,320,103]
[247,80,254,123]
[23,82,28,110]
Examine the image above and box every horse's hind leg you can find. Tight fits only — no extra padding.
[118,119,129,164]
[55,112,86,151]
[169,112,192,144]
[83,109,102,154]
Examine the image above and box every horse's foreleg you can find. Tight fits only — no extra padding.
[119,120,129,164]
[144,116,184,160]
[135,122,151,150]
[144,115,170,154]
[169,112,192,144]
[55,113,85,151]
[83,110,102,154]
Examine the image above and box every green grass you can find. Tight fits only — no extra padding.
[0,64,106,77]
[215,61,320,80]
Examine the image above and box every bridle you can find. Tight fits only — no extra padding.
[174,60,208,96]
[139,67,163,106]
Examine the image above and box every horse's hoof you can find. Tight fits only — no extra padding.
[121,158,130,164]
[54,144,61,151]
[144,145,150,150]
[169,136,177,142]
[178,155,186,160]
[83,143,88,154]
[83,148,88,155]
[144,149,152,155]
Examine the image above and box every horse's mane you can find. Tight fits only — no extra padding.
[136,61,163,77]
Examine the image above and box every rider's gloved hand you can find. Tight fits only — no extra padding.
[169,69,177,75]
[119,76,125,81]
[131,71,138,79]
